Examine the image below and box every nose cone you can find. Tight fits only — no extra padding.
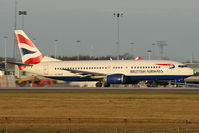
[185,68,195,76]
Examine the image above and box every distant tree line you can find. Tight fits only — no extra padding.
[1,53,197,65]
[53,53,134,61]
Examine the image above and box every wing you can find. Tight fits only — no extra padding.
[62,69,106,79]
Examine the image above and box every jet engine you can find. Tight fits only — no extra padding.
[106,74,126,84]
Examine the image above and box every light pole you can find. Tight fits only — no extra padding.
[147,50,152,60]
[4,36,8,71]
[76,40,80,60]
[54,40,58,59]
[33,38,47,56]
[152,43,156,59]
[114,13,123,60]
[90,44,94,60]
[14,0,18,59]
[14,0,20,78]
[18,10,27,29]
[130,42,134,58]
[156,41,168,60]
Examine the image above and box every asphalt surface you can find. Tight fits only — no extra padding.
[0,87,199,92]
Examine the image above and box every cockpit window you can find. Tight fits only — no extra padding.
[178,65,187,68]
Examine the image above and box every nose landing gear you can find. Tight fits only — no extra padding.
[96,82,103,87]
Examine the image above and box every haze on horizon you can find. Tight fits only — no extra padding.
[1,0,199,62]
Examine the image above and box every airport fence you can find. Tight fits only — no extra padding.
[0,117,199,133]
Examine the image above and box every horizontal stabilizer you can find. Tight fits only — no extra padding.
[7,61,33,66]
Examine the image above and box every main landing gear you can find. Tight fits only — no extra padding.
[146,81,158,87]
[96,81,110,87]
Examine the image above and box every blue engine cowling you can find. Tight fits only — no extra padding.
[106,74,126,84]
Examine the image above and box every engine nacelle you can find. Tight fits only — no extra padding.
[106,74,126,84]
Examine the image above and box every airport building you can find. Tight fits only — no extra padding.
[185,63,199,83]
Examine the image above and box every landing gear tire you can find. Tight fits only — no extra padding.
[151,81,158,87]
[104,83,110,87]
[146,81,157,87]
[96,82,103,87]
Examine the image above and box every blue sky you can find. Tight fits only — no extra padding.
[1,0,199,62]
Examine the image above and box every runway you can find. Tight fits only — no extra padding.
[0,87,199,92]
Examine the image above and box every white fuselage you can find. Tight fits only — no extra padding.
[23,60,194,82]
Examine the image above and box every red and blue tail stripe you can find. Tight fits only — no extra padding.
[15,30,44,65]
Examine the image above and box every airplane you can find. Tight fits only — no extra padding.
[14,30,194,87]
